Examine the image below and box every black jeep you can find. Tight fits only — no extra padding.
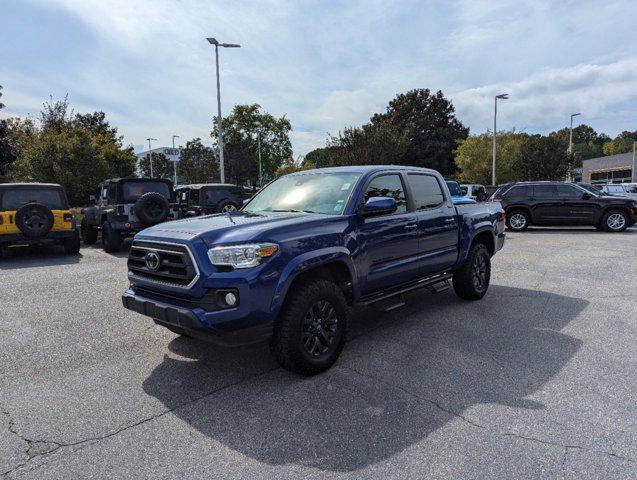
[81,178,180,252]
[175,184,244,217]
[0,183,80,257]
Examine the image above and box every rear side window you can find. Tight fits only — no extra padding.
[534,185,558,198]
[363,174,407,214]
[407,174,445,209]
[504,185,531,199]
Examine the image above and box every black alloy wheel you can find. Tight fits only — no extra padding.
[302,300,339,357]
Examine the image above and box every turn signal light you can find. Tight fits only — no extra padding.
[500,210,506,223]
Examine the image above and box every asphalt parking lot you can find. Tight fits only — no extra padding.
[1,228,635,479]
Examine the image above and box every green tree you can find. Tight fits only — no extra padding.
[454,131,527,185]
[177,138,218,183]
[275,157,315,177]
[138,152,174,180]
[10,97,136,204]
[514,135,569,181]
[602,130,637,155]
[369,89,469,174]
[303,147,337,168]
[213,104,293,186]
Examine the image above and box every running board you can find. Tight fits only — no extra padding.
[356,272,454,307]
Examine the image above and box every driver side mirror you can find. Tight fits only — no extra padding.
[360,197,398,217]
[582,193,591,200]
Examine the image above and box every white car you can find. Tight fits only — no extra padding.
[600,183,637,200]
[460,184,488,201]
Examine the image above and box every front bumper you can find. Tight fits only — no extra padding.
[0,230,77,245]
[122,288,273,346]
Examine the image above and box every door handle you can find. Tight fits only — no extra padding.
[405,224,418,230]
[444,218,456,223]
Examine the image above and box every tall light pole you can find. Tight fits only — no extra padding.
[257,130,262,187]
[146,137,157,177]
[631,142,637,183]
[492,94,509,186]
[172,135,180,185]
[207,37,240,184]
[568,113,581,156]
[567,113,581,182]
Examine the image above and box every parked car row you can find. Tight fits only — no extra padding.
[0,179,250,256]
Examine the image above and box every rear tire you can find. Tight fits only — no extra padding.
[453,243,491,301]
[601,210,628,232]
[506,210,529,231]
[81,219,98,244]
[63,230,81,254]
[270,279,348,376]
[102,222,123,253]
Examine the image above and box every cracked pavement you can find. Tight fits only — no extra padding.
[1,228,636,479]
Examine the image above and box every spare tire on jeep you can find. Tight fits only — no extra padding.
[134,192,170,226]
[15,202,55,239]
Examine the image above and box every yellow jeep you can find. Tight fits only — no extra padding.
[0,183,80,257]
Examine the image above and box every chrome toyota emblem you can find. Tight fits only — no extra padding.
[144,251,161,271]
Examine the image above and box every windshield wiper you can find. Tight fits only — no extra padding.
[269,209,317,214]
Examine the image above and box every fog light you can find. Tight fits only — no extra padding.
[224,292,238,307]
[124,223,131,229]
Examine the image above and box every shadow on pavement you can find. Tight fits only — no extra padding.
[0,245,82,269]
[143,284,587,472]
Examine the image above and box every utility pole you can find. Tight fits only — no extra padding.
[207,37,240,184]
[146,137,157,178]
[172,135,180,186]
[492,94,509,186]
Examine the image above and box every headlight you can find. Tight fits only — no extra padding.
[208,243,278,269]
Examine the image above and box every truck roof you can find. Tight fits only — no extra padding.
[289,165,440,176]
[0,183,64,190]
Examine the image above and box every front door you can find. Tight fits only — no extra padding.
[356,173,420,296]
[555,184,598,225]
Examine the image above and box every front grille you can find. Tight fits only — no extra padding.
[128,240,199,288]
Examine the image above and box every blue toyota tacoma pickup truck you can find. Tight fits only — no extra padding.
[122,166,505,375]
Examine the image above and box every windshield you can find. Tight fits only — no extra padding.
[122,181,171,202]
[243,172,361,215]
[625,185,637,194]
[1,188,66,210]
[446,182,464,197]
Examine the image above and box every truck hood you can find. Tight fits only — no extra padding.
[137,211,325,246]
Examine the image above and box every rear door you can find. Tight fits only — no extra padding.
[556,184,598,224]
[530,185,561,224]
[406,173,458,275]
[357,173,420,295]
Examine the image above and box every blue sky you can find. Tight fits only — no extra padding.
[1,0,636,156]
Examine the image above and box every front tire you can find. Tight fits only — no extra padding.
[270,279,348,376]
[601,210,628,232]
[506,210,530,231]
[102,222,123,253]
[453,243,491,301]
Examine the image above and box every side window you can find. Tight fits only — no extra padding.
[363,174,407,214]
[504,185,530,199]
[108,183,117,203]
[101,185,109,202]
[556,185,582,199]
[534,185,558,198]
[407,174,445,209]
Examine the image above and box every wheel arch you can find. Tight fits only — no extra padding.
[270,248,357,315]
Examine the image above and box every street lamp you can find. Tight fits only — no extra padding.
[492,94,509,186]
[172,135,180,186]
[207,37,241,184]
[146,137,157,177]
[568,113,581,156]
[632,141,636,183]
